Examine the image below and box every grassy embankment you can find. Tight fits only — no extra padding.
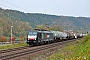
[46,34,90,60]
[0,43,28,50]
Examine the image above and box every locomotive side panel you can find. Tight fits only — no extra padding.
[38,31,54,44]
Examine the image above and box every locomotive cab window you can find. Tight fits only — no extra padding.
[28,32,32,35]
[33,32,37,35]
[28,32,37,35]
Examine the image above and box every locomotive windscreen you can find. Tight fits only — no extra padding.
[28,31,37,35]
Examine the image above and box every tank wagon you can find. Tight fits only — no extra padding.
[76,33,87,38]
[50,31,68,41]
[60,32,68,40]
[64,30,76,39]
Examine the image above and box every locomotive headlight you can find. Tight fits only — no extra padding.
[35,38,36,40]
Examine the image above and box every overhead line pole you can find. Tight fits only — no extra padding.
[11,26,13,44]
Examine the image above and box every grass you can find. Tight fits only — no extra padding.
[46,34,90,60]
[0,43,28,50]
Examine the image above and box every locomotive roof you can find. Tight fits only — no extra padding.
[28,30,52,33]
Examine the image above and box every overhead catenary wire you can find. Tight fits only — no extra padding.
[0,4,11,9]
[0,0,30,12]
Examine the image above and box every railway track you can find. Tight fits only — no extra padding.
[0,38,81,60]
[0,46,29,53]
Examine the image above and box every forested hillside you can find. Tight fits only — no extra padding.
[0,8,90,37]
[0,8,33,37]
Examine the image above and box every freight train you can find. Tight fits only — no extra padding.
[26,29,86,46]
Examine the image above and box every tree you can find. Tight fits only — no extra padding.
[19,36,26,43]
[50,25,63,31]
[37,25,43,29]
[0,26,3,36]
[0,36,7,42]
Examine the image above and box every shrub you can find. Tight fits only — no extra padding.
[81,34,90,44]
[0,36,7,42]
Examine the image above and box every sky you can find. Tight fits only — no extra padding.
[0,0,90,17]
